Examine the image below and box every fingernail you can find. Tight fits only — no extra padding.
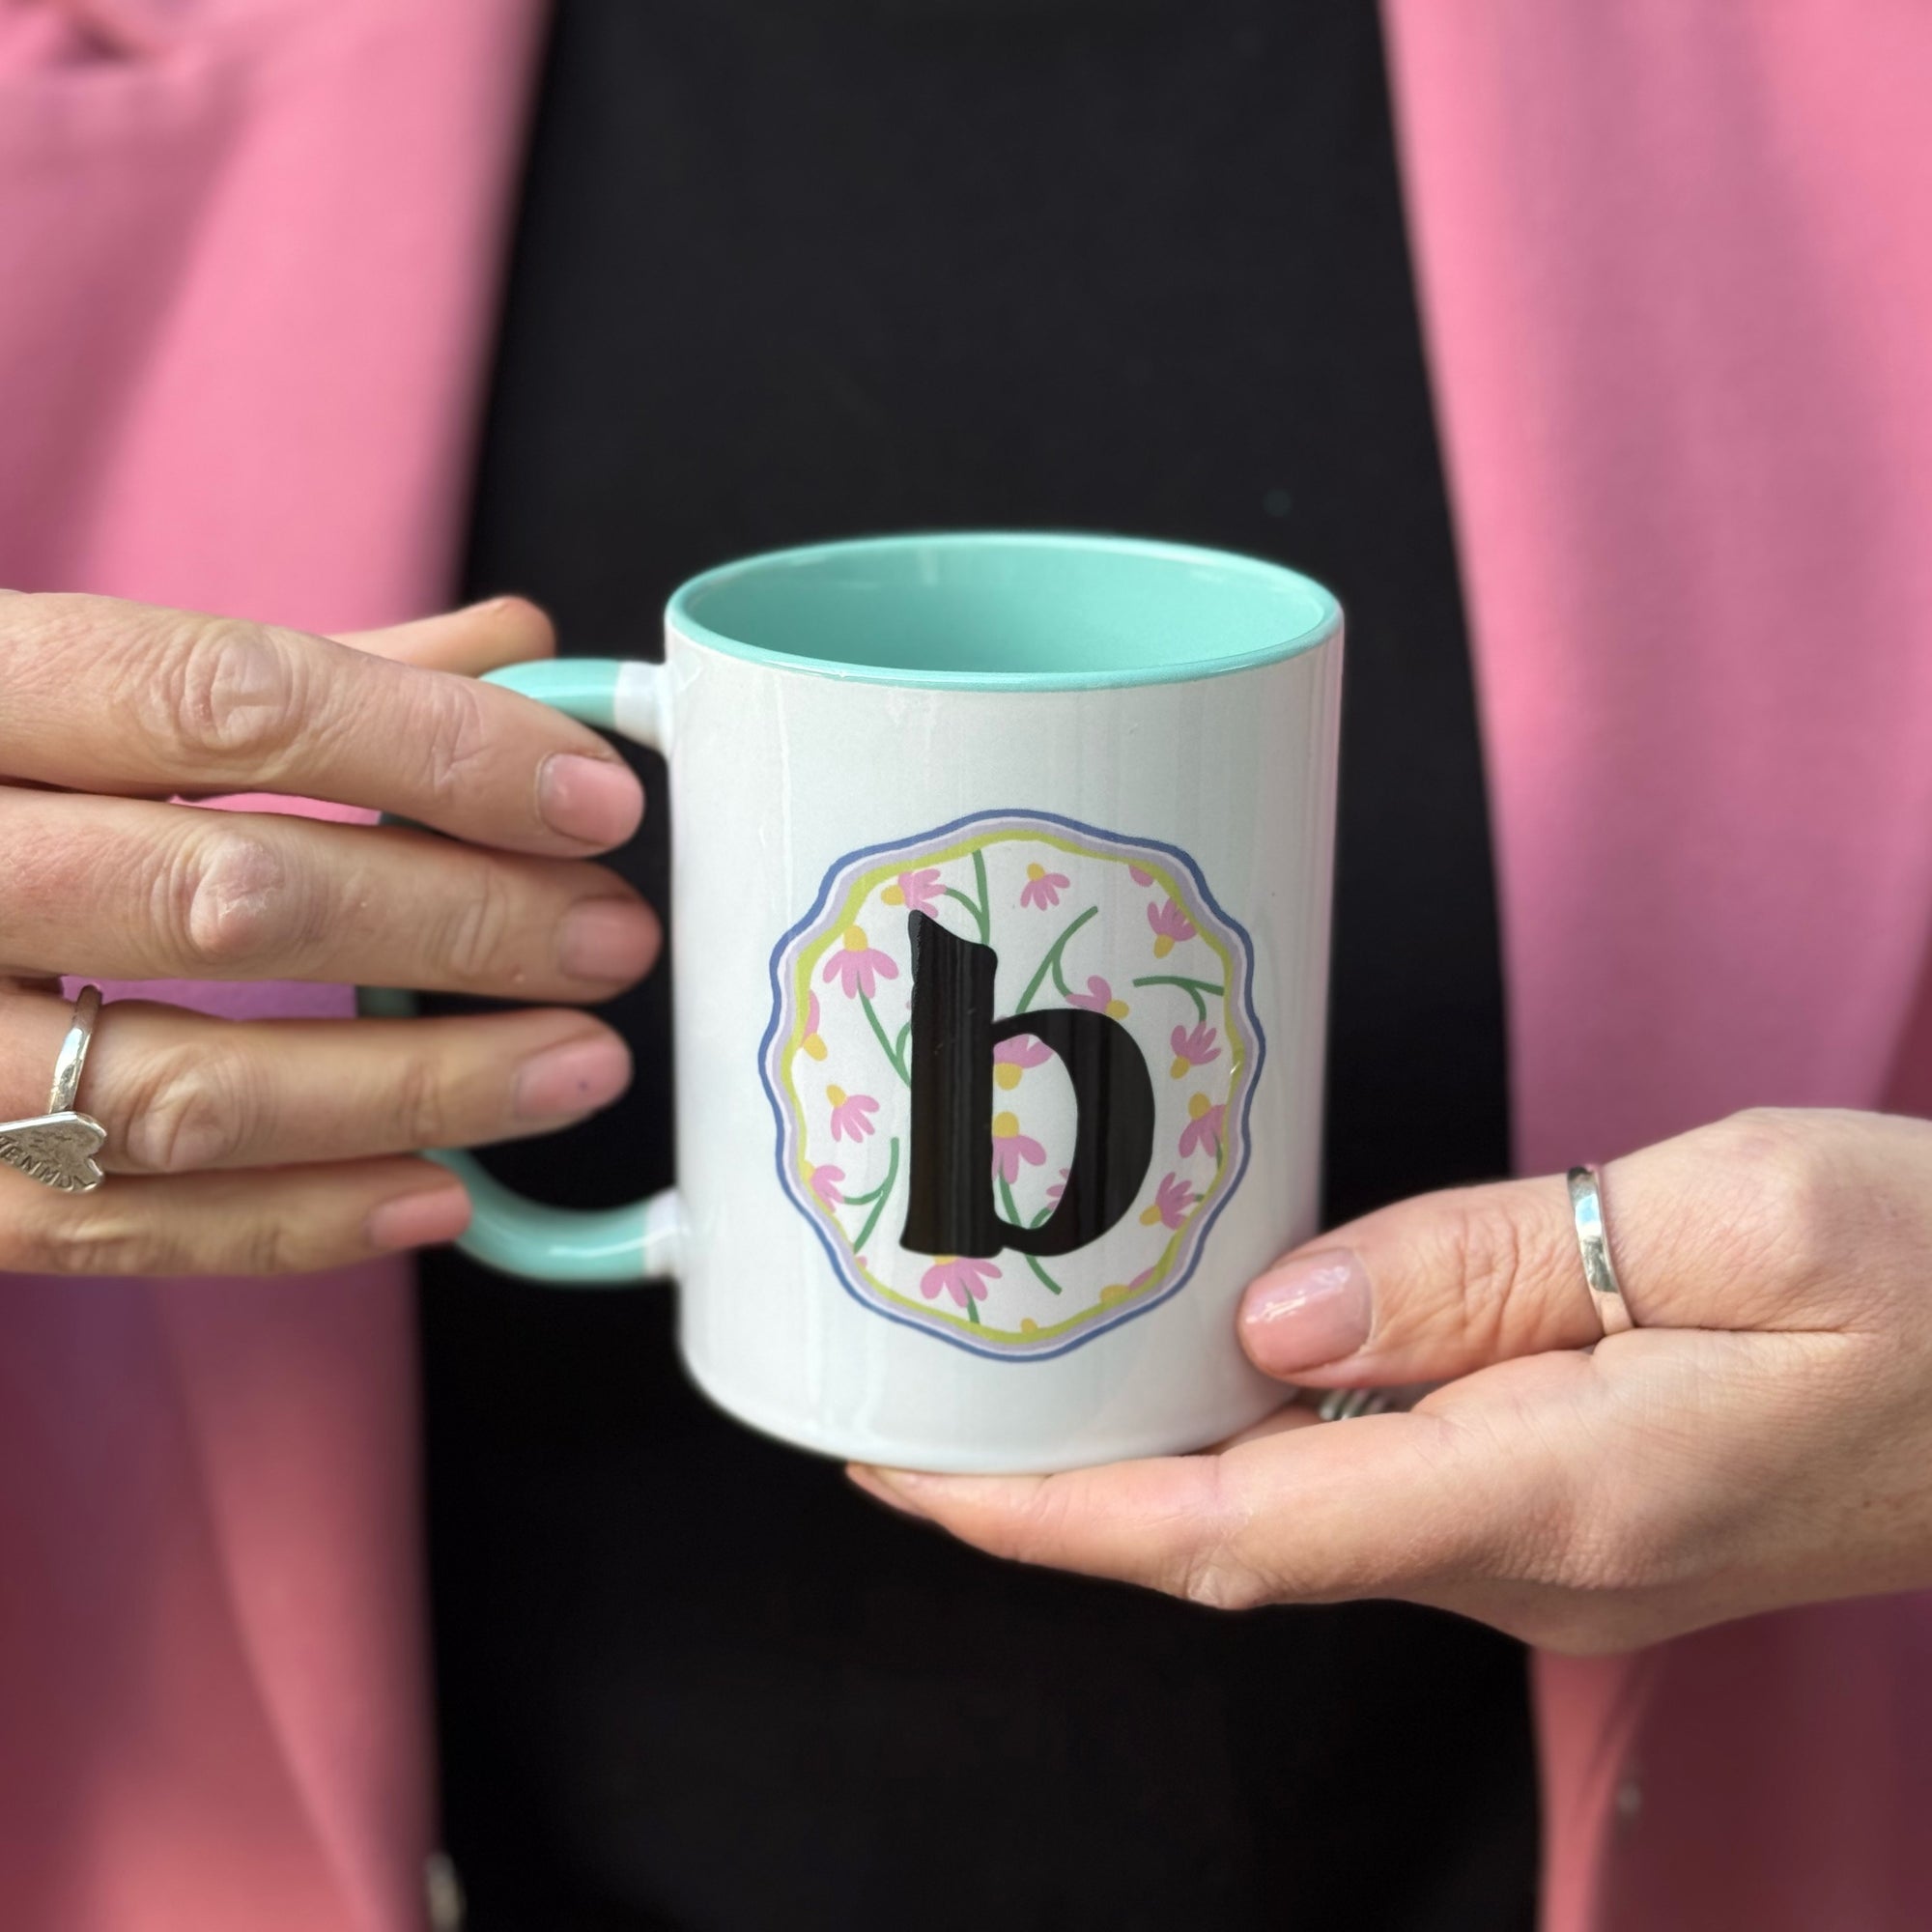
[538,752,643,846]
[847,1466,930,1517]
[513,1033,633,1121]
[559,897,658,983]
[1239,1247,1373,1375]
[367,1183,471,1252]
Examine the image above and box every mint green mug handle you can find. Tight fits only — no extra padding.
[362,658,683,1284]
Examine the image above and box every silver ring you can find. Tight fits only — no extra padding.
[1566,1163,1634,1338]
[1316,1387,1392,1422]
[0,985,108,1193]
[50,983,101,1115]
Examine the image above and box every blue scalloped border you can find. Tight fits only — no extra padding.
[757,808,1266,1361]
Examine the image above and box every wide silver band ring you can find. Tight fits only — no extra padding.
[1566,1163,1634,1338]
[0,985,108,1194]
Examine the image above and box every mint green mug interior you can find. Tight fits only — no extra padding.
[667,531,1339,689]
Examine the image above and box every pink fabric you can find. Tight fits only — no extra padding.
[0,3,543,1927]
[1382,5,1932,1928]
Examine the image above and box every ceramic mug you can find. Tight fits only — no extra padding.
[439,532,1342,1473]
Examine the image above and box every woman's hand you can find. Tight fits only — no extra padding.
[850,1108,1932,1653]
[0,590,657,1274]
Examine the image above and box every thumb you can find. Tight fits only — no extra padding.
[1236,1114,1810,1388]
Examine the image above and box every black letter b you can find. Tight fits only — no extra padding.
[899,912,1154,1260]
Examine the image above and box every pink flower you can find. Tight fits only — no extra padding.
[1129,865,1155,887]
[1099,1263,1161,1306]
[992,1033,1053,1090]
[990,1110,1047,1183]
[921,1254,1001,1308]
[1148,898,1197,958]
[826,1085,879,1143]
[821,923,899,1001]
[1169,1022,1220,1077]
[802,991,828,1062]
[881,867,944,916]
[1067,975,1129,1020]
[1046,1165,1069,1203]
[1139,1171,1197,1230]
[1179,1093,1225,1160]
[1019,862,1069,911]
[808,1164,845,1207]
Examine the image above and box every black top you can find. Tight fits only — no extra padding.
[428,4,1534,1927]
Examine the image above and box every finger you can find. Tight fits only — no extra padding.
[847,1404,1554,1611]
[0,789,658,998]
[1217,1403,1320,1450]
[1234,1110,1875,1390]
[1236,1172,1598,1389]
[148,602,558,802]
[332,596,557,676]
[0,1154,472,1276]
[0,592,640,855]
[0,991,632,1173]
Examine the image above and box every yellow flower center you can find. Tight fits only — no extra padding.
[1106,998,1129,1019]
[932,1254,957,1266]
[1098,1282,1133,1305]
[842,925,869,952]
[1153,934,1174,958]
[1139,1203,1162,1226]
[1020,1318,1039,1334]
[803,1035,829,1061]
[1026,863,1046,881]
[993,1063,1022,1090]
[1188,1092,1212,1120]
[827,1085,848,1107]
[1170,1055,1191,1079]
[881,883,904,905]
[992,1112,1020,1139]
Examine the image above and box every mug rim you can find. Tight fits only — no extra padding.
[664,529,1341,693]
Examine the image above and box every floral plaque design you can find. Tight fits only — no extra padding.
[760,810,1263,1358]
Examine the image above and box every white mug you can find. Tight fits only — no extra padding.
[435,532,1342,1472]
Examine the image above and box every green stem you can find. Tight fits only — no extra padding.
[944,885,989,947]
[965,1293,980,1324]
[1131,974,1225,1024]
[1022,1254,1065,1296]
[860,991,910,1086]
[999,1172,1064,1294]
[850,1138,900,1254]
[895,1019,913,1069]
[1016,905,1098,1013]
[972,850,991,938]
[841,1138,899,1207]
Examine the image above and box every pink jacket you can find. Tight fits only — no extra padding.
[2,3,1928,1925]
[0,3,545,1927]
[1383,6,1932,1921]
